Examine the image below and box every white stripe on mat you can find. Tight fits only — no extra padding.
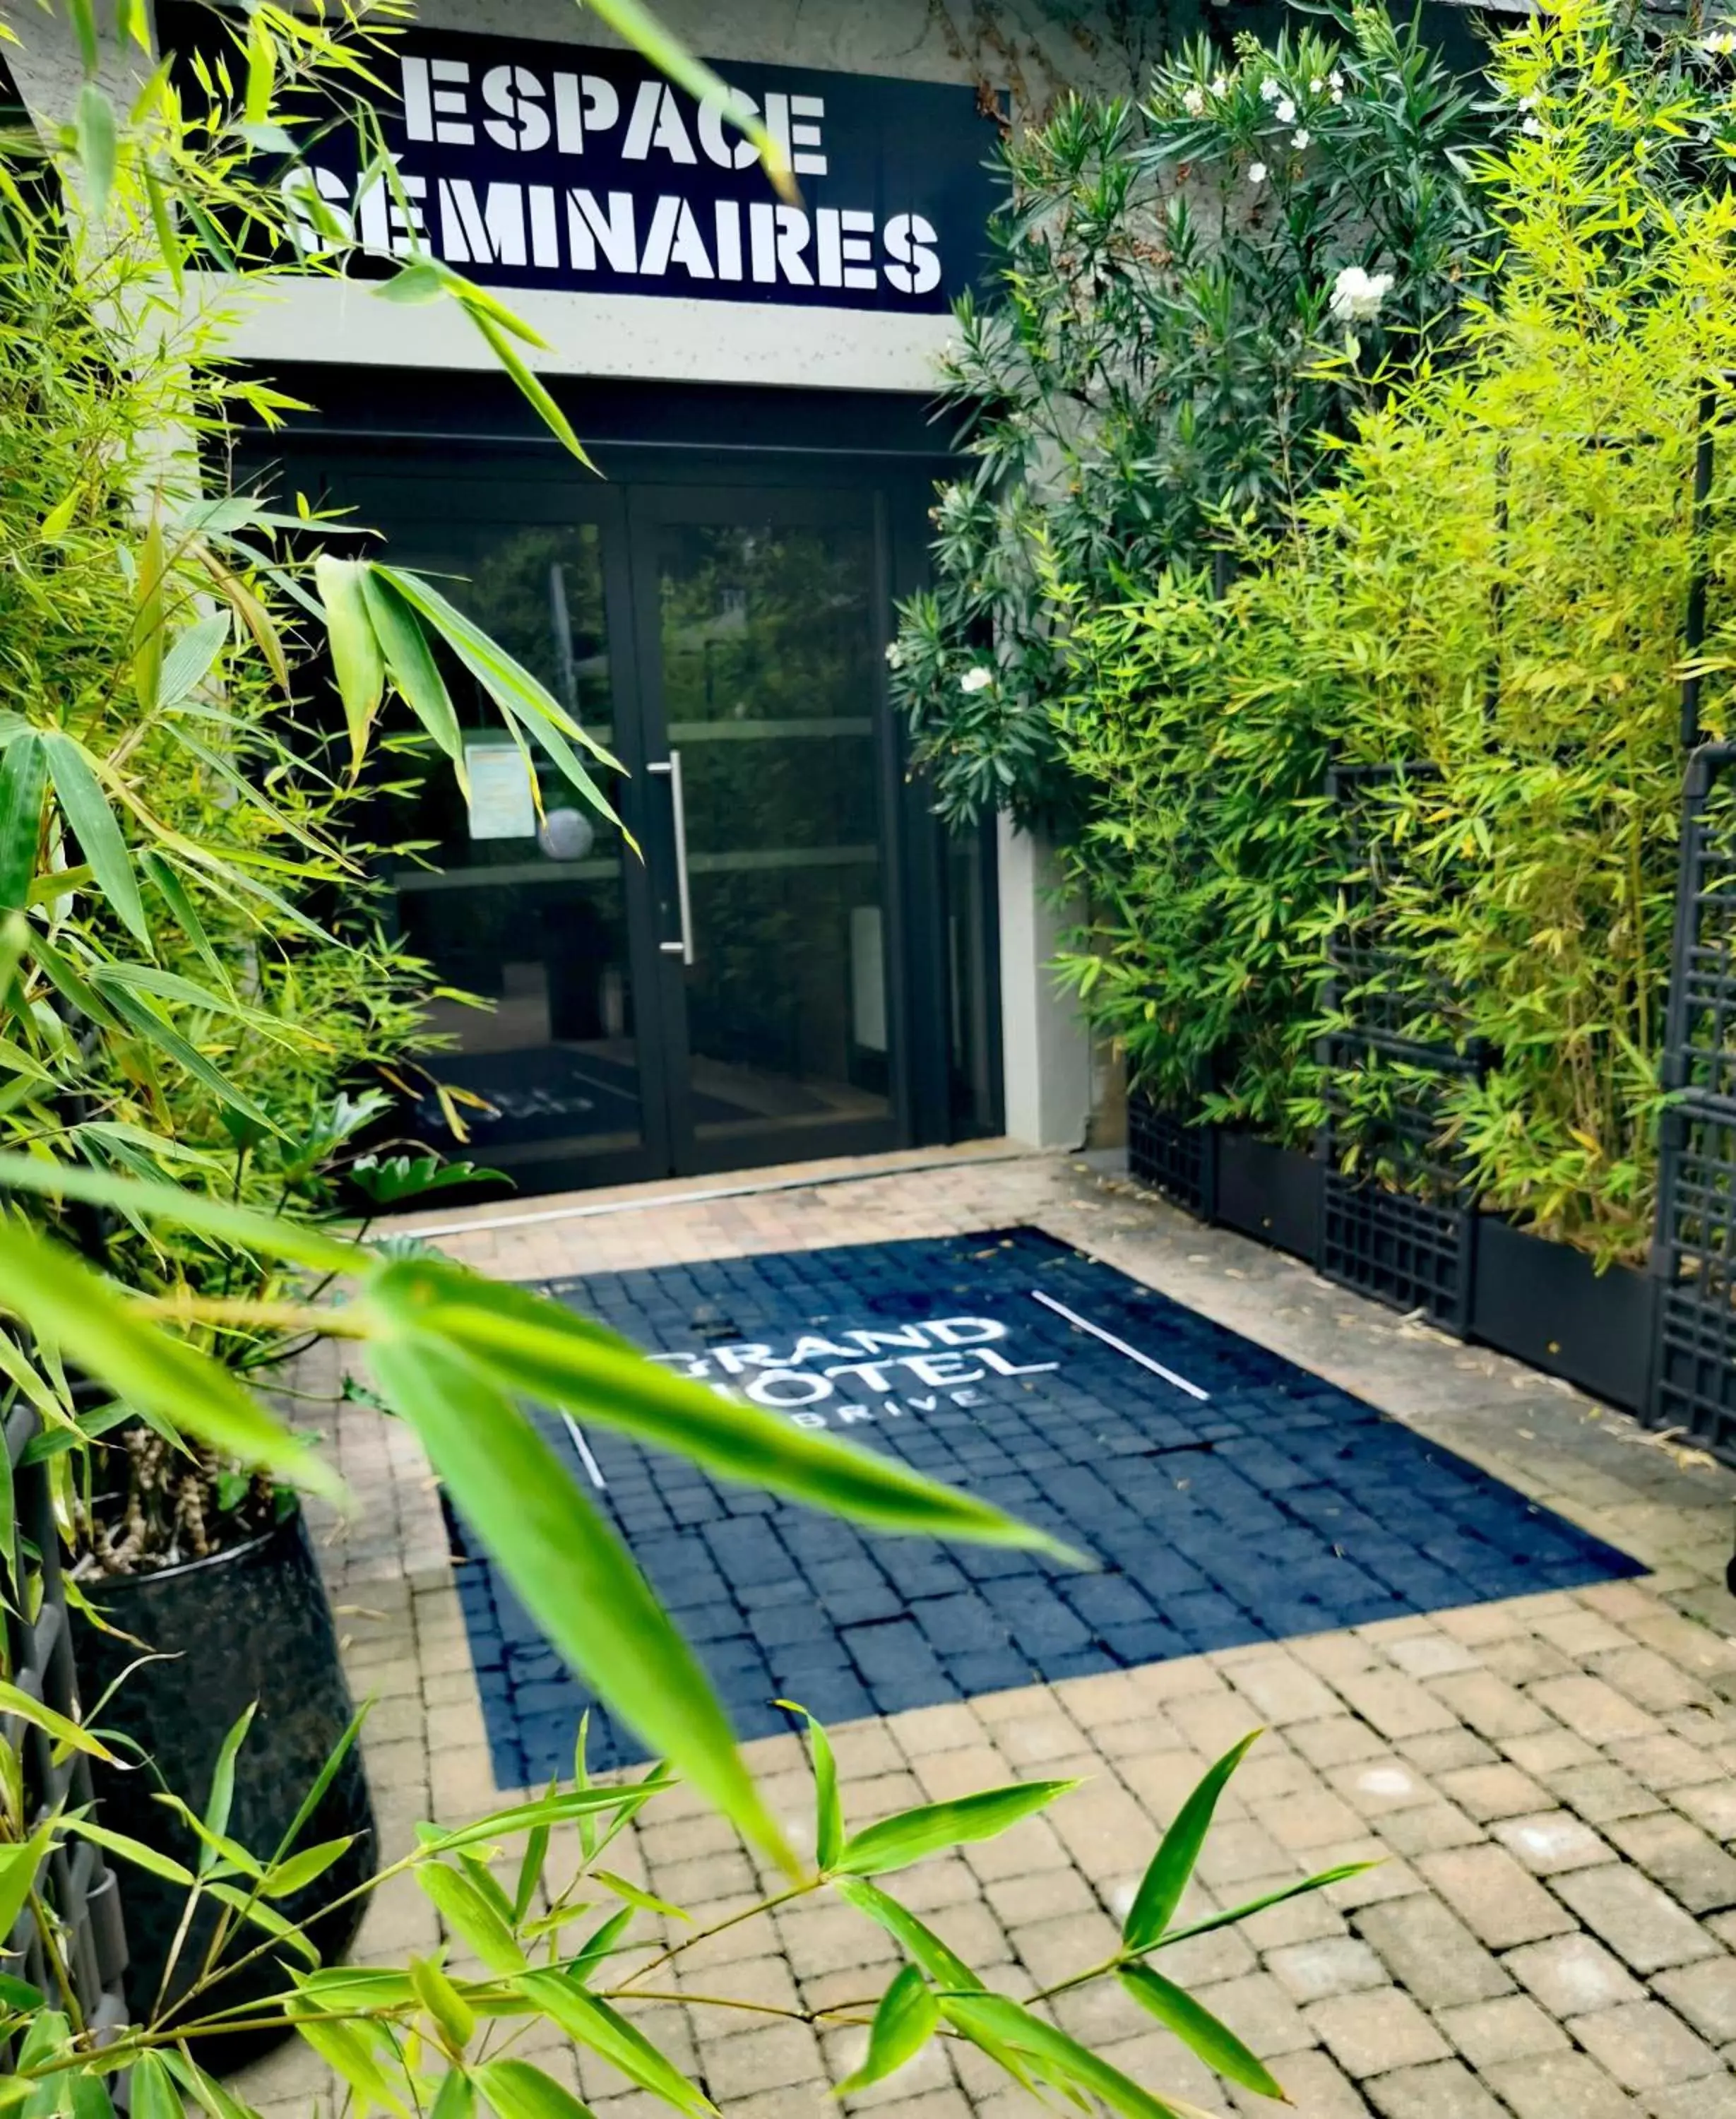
[1028,1288,1211,1401]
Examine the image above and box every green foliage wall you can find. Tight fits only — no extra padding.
[887,3,1487,829]
[1055,0,1736,1262]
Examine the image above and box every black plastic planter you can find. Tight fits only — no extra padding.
[1470,1216,1654,1411]
[1216,1132,1323,1259]
[74,1506,374,2064]
[1126,1090,1653,1414]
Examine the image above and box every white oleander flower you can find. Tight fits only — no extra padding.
[1331,87,1344,103]
[958,666,993,694]
[1328,263,1394,322]
[1523,113,1543,136]
[1702,25,1736,53]
[1310,76,1326,93]
[1328,69,1345,89]
[1259,77,1281,102]
[1183,84,1207,116]
[885,640,905,669]
[1276,96,1297,124]
[1248,160,1268,185]
[1518,93,1537,109]
[1293,128,1312,150]
[1211,74,1229,97]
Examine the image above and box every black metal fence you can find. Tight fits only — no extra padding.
[3,1394,128,2042]
[1316,762,1484,1333]
[1648,743,1736,1457]
[1128,734,1736,1461]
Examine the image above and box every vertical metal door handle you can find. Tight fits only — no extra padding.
[647,753,695,965]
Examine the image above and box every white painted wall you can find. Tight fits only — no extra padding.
[996,817,1092,1151]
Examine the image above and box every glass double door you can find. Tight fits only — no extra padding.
[369,471,901,1192]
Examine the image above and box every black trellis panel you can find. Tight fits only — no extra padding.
[1126,1090,1218,1220]
[1648,743,1736,1457]
[1317,762,1484,1333]
[1,1395,129,2067]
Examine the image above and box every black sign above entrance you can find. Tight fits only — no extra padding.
[168,8,1003,314]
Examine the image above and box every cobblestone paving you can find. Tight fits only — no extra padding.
[244,1146,1736,2118]
[453,1226,1639,1784]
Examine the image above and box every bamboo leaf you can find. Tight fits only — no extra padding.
[381,1259,1076,1557]
[290,2014,410,2118]
[162,2050,258,2119]
[262,1835,354,1899]
[243,11,276,125]
[315,555,384,776]
[0,1151,361,1276]
[417,1862,526,1977]
[129,2052,185,2119]
[1118,1964,1283,2099]
[143,167,184,293]
[410,1954,477,2053]
[196,547,290,694]
[566,1906,633,1986]
[0,1214,340,1500]
[591,1870,689,1923]
[472,2060,590,2119]
[364,1317,792,1875]
[939,1994,1219,2119]
[1123,1733,1261,1954]
[41,732,148,946]
[69,2070,118,2119]
[41,486,82,541]
[0,734,44,917]
[430,2075,475,2119]
[208,1880,319,1964]
[201,1703,256,1872]
[837,1965,938,2096]
[361,569,463,778]
[0,1679,116,1762]
[833,1880,982,1992]
[61,1817,191,1883]
[134,514,167,718]
[518,1972,715,2117]
[98,984,281,1136]
[1155,1861,1378,1951]
[66,0,98,73]
[776,1699,843,1871]
[463,307,595,471]
[75,83,118,220]
[141,851,232,997]
[272,1702,369,1866]
[573,0,792,196]
[419,1786,652,1857]
[376,568,621,767]
[833,1781,1077,1878]
[0,1829,53,1945]
[158,612,230,708]
[374,261,448,306]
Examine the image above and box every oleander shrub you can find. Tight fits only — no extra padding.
[886,2,1488,829]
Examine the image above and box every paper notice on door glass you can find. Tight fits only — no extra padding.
[465,742,537,840]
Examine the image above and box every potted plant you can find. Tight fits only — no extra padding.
[70,1427,373,2065]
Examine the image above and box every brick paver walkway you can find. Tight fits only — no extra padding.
[242,1146,1736,2118]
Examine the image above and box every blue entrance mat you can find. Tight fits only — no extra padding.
[448,1227,1643,1786]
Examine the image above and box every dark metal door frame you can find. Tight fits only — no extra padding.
[241,379,997,1194]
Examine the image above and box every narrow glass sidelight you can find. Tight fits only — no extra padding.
[381,515,648,1176]
[651,511,892,1151]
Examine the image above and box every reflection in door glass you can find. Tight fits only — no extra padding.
[380,516,644,1174]
[657,518,890,1143]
